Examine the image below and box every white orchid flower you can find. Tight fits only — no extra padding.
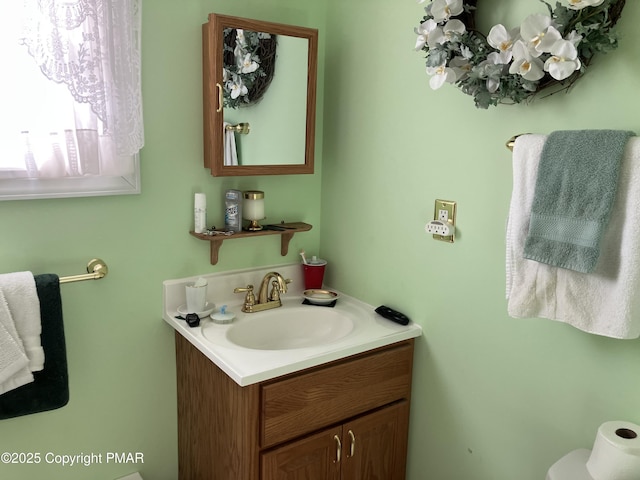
[520,14,562,56]
[508,40,545,81]
[415,19,437,50]
[565,30,583,47]
[486,52,506,66]
[426,63,457,89]
[240,54,259,74]
[442,19,466,40]
[478,57,505,93]
[564,0,604,9]
[430,0,463,23]
[228,77,248,99]
[235,29,247,46]
[486,78,500,93]
[427,19,466,47]
[449,56,472,81]
[544,39,582,80]
[487,24,519,64]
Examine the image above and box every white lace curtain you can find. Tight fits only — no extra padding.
[0,0,143,180]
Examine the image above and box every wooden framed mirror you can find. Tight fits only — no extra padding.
[202,14,318,176]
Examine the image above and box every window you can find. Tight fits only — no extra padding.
[0,0,144,200]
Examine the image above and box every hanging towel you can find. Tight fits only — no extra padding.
[0,274,69,419]
[0,290,32,394]
[0,272,44,371]
[506,135,640,339]
[524,130,635,273]
[223,122,239,166]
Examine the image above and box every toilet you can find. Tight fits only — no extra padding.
[546,449,594,480]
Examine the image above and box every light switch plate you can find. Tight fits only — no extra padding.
[432,199,456,243]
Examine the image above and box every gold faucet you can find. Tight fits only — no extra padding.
[233,272,291,313]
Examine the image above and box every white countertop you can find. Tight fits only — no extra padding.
[163,264,422,386]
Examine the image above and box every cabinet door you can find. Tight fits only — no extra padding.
[341,401,410,480]
[261,426,342,480]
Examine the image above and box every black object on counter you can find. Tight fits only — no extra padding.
[185,313,201,327]
[375,305,410,325]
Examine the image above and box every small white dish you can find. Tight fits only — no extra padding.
[177,302,215,318]
[210,312,236,324]
[303,289,340,305]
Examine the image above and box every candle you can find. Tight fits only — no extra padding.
[243,190,265,230]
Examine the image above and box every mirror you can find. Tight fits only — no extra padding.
[202,14,318,176]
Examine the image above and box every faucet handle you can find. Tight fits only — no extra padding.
[269,280,281,302]
[234,284,255,309]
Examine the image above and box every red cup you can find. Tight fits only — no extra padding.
[303,262,326,289]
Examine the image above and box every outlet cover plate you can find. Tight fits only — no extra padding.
[433,199,456,243]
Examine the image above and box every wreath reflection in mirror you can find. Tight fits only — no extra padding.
[414,0,626,109]
[223,28,277,109]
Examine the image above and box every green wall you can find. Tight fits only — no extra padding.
[0,1,324,479]
[321,1,640,479]
[2,1,640,479]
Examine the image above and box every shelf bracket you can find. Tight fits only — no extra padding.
[209,239,224,265]
[281,232,294,257]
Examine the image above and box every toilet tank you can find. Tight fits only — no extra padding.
[546,449,593,480]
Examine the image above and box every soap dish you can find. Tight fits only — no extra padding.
[210,305,235,324]
[303,289,340,306]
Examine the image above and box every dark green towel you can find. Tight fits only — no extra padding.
[0,274,68,420]
[524,130,635,273]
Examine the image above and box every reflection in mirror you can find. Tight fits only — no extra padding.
[202,14,318,176]
[222,28,277,109]
[224,35,307,167]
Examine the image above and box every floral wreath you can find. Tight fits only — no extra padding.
[223,28,277,109]
[415,0,626,109]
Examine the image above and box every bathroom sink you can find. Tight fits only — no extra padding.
[220,306,354,350]
[164,265,422,385]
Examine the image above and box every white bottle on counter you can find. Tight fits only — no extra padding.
[194,193,207,233]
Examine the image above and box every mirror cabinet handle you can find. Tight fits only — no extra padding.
[215,83,223,113]
[333,434,342,463]
[347,430,355,458]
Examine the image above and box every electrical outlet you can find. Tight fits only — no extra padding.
[431,199,456,243]
[425,220,451,236]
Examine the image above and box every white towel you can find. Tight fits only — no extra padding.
[0,288,34,394]
[506,135,640,339]
[0,272,45,370]
[223,123,239,166]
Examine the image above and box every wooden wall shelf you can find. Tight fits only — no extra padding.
[190,222,312,265]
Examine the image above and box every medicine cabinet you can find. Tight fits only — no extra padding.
[202,14,318,176]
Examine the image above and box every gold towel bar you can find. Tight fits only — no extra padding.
[506,133,532,151]
[59,259,108,284]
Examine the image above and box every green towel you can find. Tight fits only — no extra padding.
[524,130,635,273]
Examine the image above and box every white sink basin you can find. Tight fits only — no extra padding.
[163,264,422,386]
[214,306,354,350]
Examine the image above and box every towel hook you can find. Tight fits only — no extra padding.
[225,123,250,135]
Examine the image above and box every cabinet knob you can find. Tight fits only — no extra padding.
[333,434,342,463]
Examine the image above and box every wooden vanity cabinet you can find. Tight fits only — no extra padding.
[262,401,409,479]
[175,333,415,480]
